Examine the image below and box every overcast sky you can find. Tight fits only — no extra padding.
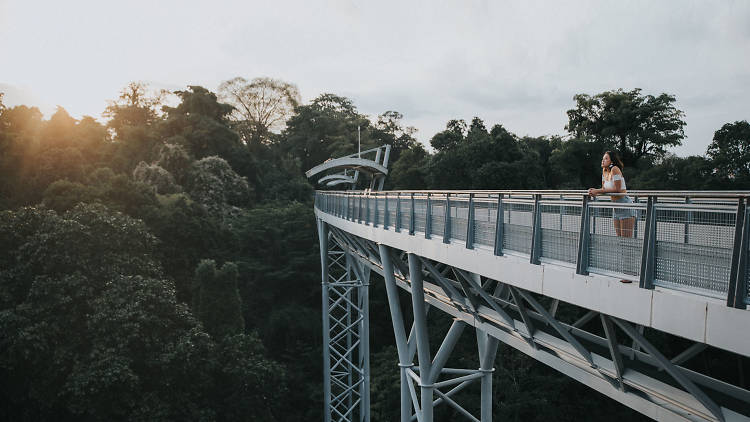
[1,0,748,156]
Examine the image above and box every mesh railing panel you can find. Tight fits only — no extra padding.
[540,203,582,264]
[474,199,497,248]
[354,197,360,220]
[654,207,735,295]
[504,201,533,255]
[373,196,382,227]
[430,197,446,238]
[450,199,469,242]
[399,196,412,231]
[387,197,398,229]
[588,202,645,279]
[414,197,427,233]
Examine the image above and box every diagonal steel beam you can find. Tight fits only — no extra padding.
[418,257,468,309]
[600,314,626,392]
[512,287,594,366]
[613,318,726,422]
[507,287,537,346]
[429,319,466,384]
[454,268,516,329]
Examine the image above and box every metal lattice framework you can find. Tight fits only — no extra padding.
[318,221,371,422]
[311,147,392,422]
[314,189,750,422]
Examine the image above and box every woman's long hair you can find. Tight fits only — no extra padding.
[604,150,625,171]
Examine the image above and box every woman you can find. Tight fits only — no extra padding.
[587,151,638,282]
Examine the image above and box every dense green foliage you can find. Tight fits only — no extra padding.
[0,83,747,421]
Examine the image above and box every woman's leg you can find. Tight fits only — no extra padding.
[613,217,634,283]
[620,217,635,238]
[613,218,623,237]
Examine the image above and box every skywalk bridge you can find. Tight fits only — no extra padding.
[315,189,750,422]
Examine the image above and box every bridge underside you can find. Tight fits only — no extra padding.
[320,222,750,422]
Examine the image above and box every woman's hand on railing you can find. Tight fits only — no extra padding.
[587,188,601,197]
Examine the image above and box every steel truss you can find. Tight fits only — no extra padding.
[325,224,750,422]
[318,220,371,422]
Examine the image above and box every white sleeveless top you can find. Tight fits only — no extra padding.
[603,172,627,197]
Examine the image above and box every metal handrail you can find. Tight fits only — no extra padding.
[321,189,750,198]
[315,190,750,309]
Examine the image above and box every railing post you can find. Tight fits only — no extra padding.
[639,196,657,289]
[396,193,402,232]
[357,194,364,224]
[633,196,639,239]
[384,194,390,230]
[346,194,351,220]
[494,194,504,256]
[576,195,591,275]
[443,193,452,244]
[373,195,379,227]
[365,194,370,225]
[684,197,692,244]
[466,193,475,249]
[728,197,748,308]
[410,193,415,235]
[426,193,432,239]
[530,194,542,265]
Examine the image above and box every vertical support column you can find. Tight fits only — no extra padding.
[426,194,432,239]
[477,328,499,422]
[317,219,332,422]
[639,196,657,289]
[466,193,475,250]
[443,194,452,244]
[494,194,504,256]
[408,253,433,422]
[728,197,748,308]
[530,194,542,265]
[357,261,371,422]
[378,245,412,422]
[577,195,591,275]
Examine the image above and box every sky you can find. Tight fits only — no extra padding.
[1,0,748,156]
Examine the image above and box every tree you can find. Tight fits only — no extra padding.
[549,137,605,189]
[565,88,686,165]
[185,156,252,216]
[40,106,77,150]
[103,82,166,136]
[430,119,466,152]
[706,120,750,185]
[631,154,714,190]
[281,93,376,173]
[387,143,429,189]
[218,77,301,146]
[160,86,256,185]
[133,162,181,194]
[373,110,419,165]
[193,260,245,339]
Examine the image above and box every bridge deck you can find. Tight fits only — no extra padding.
[315,190,750,357]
